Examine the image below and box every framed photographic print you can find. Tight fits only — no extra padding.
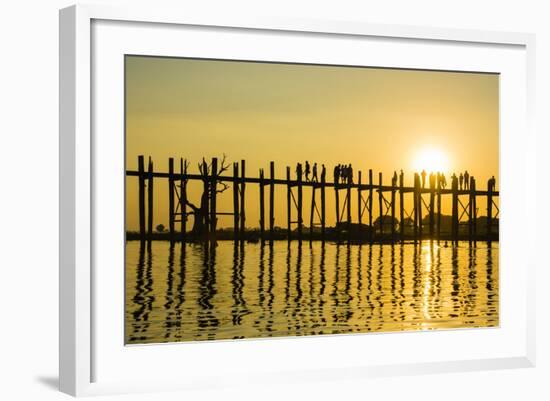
[60,4,536,397]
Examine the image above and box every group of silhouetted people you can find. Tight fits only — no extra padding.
[419,169,448,190]
[296,161,326,183]
[293,163,496,191]
[297,162,354,184]
[417,169,496,191]
[450,170,477,191]
[334,164,354,184]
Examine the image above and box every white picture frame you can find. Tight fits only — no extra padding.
[59,4,536,397]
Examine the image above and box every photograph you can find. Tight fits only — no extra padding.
[124,55,499,345]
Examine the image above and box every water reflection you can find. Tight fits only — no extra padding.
[127,245,155,343]
[125,241,499,344]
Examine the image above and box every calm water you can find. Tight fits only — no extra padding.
[125,241,498,344]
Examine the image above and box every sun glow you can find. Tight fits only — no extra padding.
[412,148,449,174]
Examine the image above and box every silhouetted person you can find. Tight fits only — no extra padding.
[451,173,457,189]
[334,164,340,184]
[312,162,318,182]
[321,164,326,182]
[392,171,398,187]
[305,161,311,182]
[296,163,302,180]
[348,164,353,183]
[436,172,441,189]
[429,172,436,189]
[441,173,447,189]
[470,176,475,191]
[341,165,347,184]
[489,176,496,192]
[464,170,470,190]
[459,173,464,190]
[421,170,427,188]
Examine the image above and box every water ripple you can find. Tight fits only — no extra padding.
[125,241,499,344]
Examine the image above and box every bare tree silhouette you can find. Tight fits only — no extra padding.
[184,154,231,238]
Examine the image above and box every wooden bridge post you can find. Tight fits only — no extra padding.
[232,162,239,242]
[368,169,373,242]
[202,160,210,240]
[147,157,154,241]
[413,173,419,241]
[452,176,459,242]
[269,161,275,243]
[297,166,303,242]
[391,175,396,242]
[399,171,404,241]
[321,170,326,241]
[472,178,477,241]
[437,175,441,241]
[269,162,275,244]
[468,177,474,243]
[429,176,435,238]
[168,158,175,242]
[210,157,218,241]
[378,172,383,238]
[347,175,352,243]
[487,178,493,242]
[259,168,265,243]
[180,158,187,243]
[357,171,362,228]
[240,160,246,241]
[286,166,291,241]
[310,185,316,242]
[417,175,423,240]
[138,155,145,242]
[335,177,340,229]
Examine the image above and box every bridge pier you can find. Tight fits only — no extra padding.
[232,162,239,243]
[357,171,362,229]
[180,158,187,243]
[399,171,404,241]
[168,158,175,242]
[368,169,373,242]
[429,179,435,237]
[487,178,493,243]
[436,179,441,242]
[210,157,218,242]
[269,161,275,243]
[413,173,419,242]
[321,173,326,241]
[452,175,459,243]
[378,172,383,239]
[297,167,303,243]
[286,167,291,241]
[259,168,265,243]
[138,155,145,242]
[240,160,245,241]
[309,185,316,243]
[147,157,154,242]
[391,178,396,242]
[347,177,352,244]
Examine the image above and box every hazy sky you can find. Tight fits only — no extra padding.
[125,56,499,231]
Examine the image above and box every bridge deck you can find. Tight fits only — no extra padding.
[126,170,498,196]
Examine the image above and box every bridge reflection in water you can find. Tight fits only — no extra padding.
[125,241,498,344]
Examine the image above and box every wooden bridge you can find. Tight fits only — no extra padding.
[127,155,499,244]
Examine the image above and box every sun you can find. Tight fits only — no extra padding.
[412,148,449,174]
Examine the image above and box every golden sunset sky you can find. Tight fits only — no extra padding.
[125,56,499,231]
